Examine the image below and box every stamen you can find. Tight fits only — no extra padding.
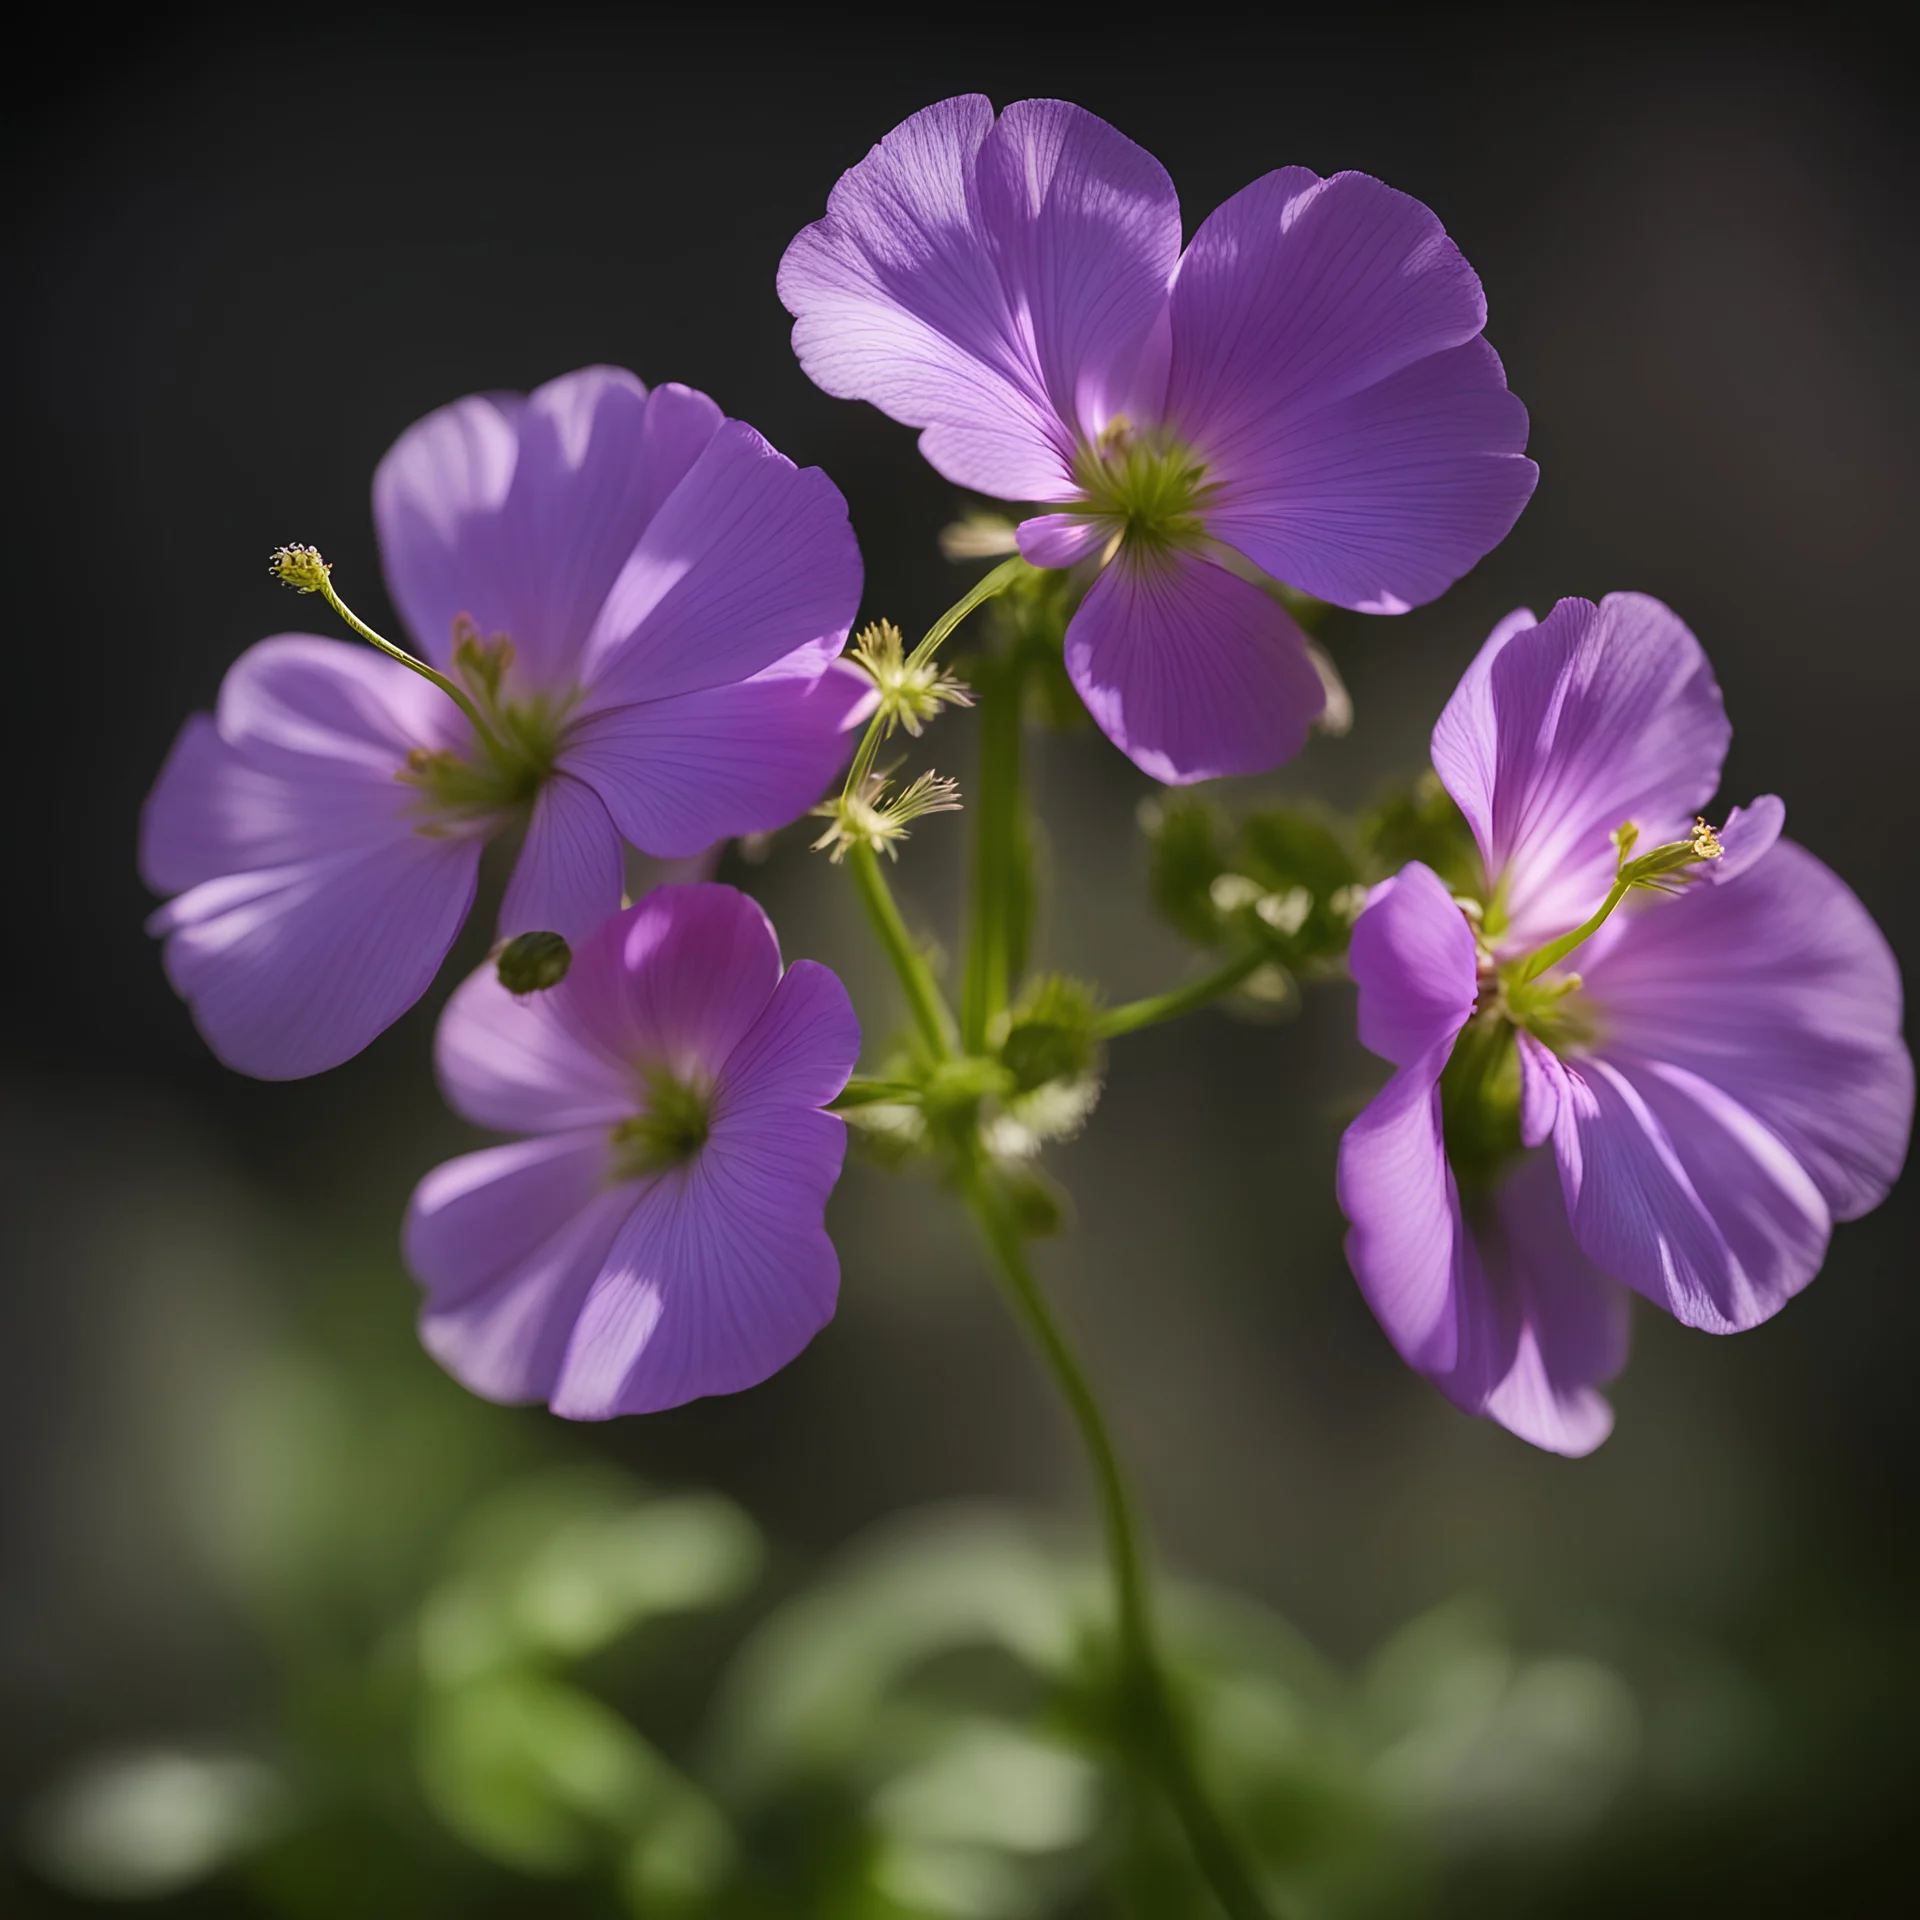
[1691,815,1723,860]
[812,768,962,863]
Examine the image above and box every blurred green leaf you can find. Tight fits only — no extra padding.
[1358,771,1482,896]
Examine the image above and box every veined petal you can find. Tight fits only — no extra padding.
[578,422,861,708]
[407,1131,637,1405]
[1430,594,1732,949]
[1583,838,1911,1222]
[778,94,1180,499]
[1063,546,1325,783]
[550,1107,845,1418]
[1548,1053,1831,1334]
[1701,794,1785,884]
[715,959,861,1118]
[1475,1154,1629,1457]
[561,657,873,859]
[1016,513,1110,569]
[498,774,624,942]
[1201,340,1535,614]
[1347,862,1480,1068]
[560,885,785,1084]
[373,368,725,685]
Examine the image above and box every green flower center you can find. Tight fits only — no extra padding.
[610,1070,713,1178]
[1070,421,1215,558]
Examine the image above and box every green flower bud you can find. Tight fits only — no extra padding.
[496,930,572,995]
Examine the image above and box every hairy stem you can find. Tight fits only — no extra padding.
[961,649,1031,1051]
[961,1166,1279,1920]
[1095,950,1267,1039]
[846,843,956,1060]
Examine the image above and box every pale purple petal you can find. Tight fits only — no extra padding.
[715,959,861,1118]
[1516,1029,1572,1149]
[561,658,873,859]
[1701,794,1785,884]
[407,1131,637,1404]
[142,637,479,1079]
[778,95,1181,499]
[498,774,624,941]
[1201,340,1535,614]
[1547,1053,1830,1333]
[549,1106,845,1418]
[1583,838,1911,1222]
[1016,513,1109,569]
[1429,594,1731,951]
[560,885,784,1082]
[1337,1040,1515,1388]
[578,422,861,708]
[373,369,726,686]
[1063,547,1325,782]
[1347,861,1480,1068]
[1475,1154,1629,1457]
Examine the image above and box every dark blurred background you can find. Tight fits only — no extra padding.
[4,5,1914,1914]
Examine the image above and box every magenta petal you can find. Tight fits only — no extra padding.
[1429,594,1732,951]
[1016,513,1109,569]
[1347,862,1479,1067]
[1548,1053,1830,1334]
[560,885,784,1080]
[562,658,873,859]
[374,369,723,686]
[579,422,861,708]
[1584,839,1911,1223]
[1475,1155,1629,1457]
[499,775,624,942]
[549,1106,844,1418]
[1202,340,1535,614]
[778,95,1180,500]
[408,1132,637,1405]
[1064,548,1325,782]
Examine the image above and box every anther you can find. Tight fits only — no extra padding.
[270,544,332,593]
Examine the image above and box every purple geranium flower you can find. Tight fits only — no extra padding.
[405,883,858,1417]
[779,95,1535,784]
[141,366,872,1079]
[1338,593,1911,1453]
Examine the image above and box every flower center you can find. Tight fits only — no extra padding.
[398,618,576,826]
[1070,419,1215,558]
[610,1069,713,1178]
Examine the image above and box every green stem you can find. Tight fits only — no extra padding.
[1095,950,1267,1039]
[960,1165,1278,1920]
[312,573,499,749]
[846,843,956,1060]
[845,556,1028,800]
[961,650,1030,1051]
[1514,877,1629,984]
[830,1078,923,1109]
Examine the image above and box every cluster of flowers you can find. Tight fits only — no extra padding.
[143,97,1908,1447]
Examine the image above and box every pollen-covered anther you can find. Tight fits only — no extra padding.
[269,544,332,593]
[1691,815,1724,860]
[811,768,962,863]
[849,620,973,738]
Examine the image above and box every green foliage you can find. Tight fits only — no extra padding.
[1000,976,1104,1094]
[1357,771,1482,899]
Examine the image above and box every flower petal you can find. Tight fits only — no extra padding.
[373,368,725,685]
[496,774,623,944]
[1337,1039,1516,1389]
[407,1131,637,1405]
[435,959,639,1136]
[777,94,1180,498]
[1063,547,1325,782]
[1547,1053,1830,1333]
[1429,594,1732,950]
[715,959,861,1118]
[578,422,861,708]
[1016,513,1110,569]
[1201,340,1535,614]
[1584,838,1911,1222]
[141,637,479,1079]
[561,658,873,859]
[1475,1154,1629,1457]
[1701,794,1785,885]
[549,1107,845,1418]
[561,884,785,1082]
[1347,862,1480,1068]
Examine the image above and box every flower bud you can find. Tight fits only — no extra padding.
[496,930,572,995]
